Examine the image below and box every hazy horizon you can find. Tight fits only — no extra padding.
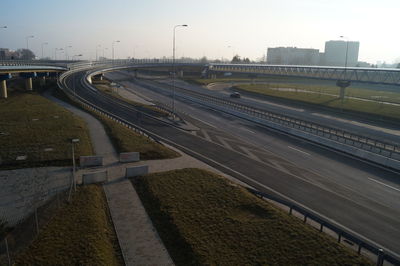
[0,0,399,64]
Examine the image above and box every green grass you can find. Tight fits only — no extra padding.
[135,168,372,266]
[0,91,93,169]
[236,84,400,120]
[13,185,123,266]
[95,114,180,160]
[53,87,179,160]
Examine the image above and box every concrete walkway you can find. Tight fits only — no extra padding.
[45,90,240,265]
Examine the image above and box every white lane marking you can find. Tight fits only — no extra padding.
[368,178,400,192]
[242,128,255,134]
[288,146,311,156]
[196,118,217,128]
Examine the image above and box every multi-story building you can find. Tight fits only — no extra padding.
[323,40,359,67]
[267,47,320,66]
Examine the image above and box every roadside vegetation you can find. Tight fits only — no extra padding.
[134,168,372,266]
[235,84,400,120]
[13,185,123,265]
[53,87,180,160]
[95,113,180,160]
[0,84,93,169]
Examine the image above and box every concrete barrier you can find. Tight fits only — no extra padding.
[80,156,103,167]
[119,152,140,163]
[126,165,149,178]
[82,170,108,184]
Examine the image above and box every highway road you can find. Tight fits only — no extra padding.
[66,70,400,257]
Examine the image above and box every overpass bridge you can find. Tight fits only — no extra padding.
[208,63,400,86]
[2,60,400,99]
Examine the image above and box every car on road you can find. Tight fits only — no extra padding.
[230,92,241,98]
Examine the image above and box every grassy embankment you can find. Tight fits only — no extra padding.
[235,83,400,120]
[135,168,372,266]
[183,76,400,121]
[13,185,123,265]
[0,84,93,169]
[53,87,180,160]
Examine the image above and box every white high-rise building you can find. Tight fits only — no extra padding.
[323,40,359,67]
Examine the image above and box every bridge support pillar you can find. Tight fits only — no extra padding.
[134,69,138,78]
[336,80,351,100]
[25,78,33,91]
[20,72,37,91]
[211,74,217,79]
[0,73,12,99]
[178,70,184,78]
[1,80,7,99]
[40,76,46,87]
[37,72,49,87]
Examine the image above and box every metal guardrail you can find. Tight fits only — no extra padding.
[140,79,400,161]
[57,69,162,145]
[247,187,400,266]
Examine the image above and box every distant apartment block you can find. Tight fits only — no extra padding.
[267,47,320,66]
[266,40,360,67]
[323,40,359,67]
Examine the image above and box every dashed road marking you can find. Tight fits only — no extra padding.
[288,146,311,156]
[368,178,400,192]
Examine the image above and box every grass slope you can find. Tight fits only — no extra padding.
[0,91,93,168]
[135,168,371,266]
[14,185,123,266]
[53,87,179,160]
[236,84,400,120]
[97,114,180,160]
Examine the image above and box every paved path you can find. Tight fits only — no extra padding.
[45,91,175,265]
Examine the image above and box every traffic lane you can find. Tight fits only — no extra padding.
[152,77,400,144]
[106,71,400,209]
[68,71,400,255]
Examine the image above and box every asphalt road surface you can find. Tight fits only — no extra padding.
[66,70,400,257]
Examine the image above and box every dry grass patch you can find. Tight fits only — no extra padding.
[13,185,123,266]
[0,91,93,169]
[135,168,372,266]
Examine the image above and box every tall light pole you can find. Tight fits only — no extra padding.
[54,48,63,60]
[68,138,80,201]
[112,40,120,61]
[340,36,349,70]
[26,35,34,50]
[65,45,72,60]
[103,47,108,59]
[96,44,101,61]
[41,42,48,59]
[172,24,188,118]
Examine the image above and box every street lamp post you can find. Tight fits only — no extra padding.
[26,35,34,50]
[71,138,80,192]
[112,40,120,62]
[54,48,64,60]
[41,42,48,59]
[65,45,72,60]
[340,36,349,70]
[337,36,351,101]
[172,24,188,118]
[96,45,101,61]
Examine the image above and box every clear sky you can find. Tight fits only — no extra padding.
[0,0,399,64]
